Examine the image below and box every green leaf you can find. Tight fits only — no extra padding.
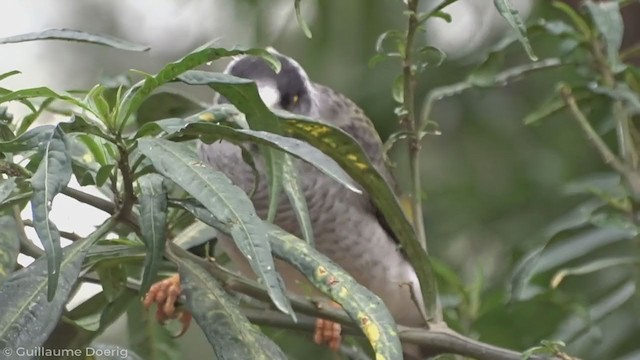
[0,70,21,82]
[0,178,17,205]
[589,83,640,115]
[137,138,293,317]
[96,263,127,302]
[138,174,167,294]
[173,246,287,360]
[281,154,314,245]
[136,91,205,128]
[272,111,438,315]
[585,0,626,73]
[177,202,402,360]
[0,218,114,350]
[174,121,361,193]
[119,47,278,130]
[127,297,180,360]
[524,87,592,125]
[173,220,218,250]
[0,28,150,51]
[30,126,73,300]
[493,0,538,61]
[95,164,115,187]
[468,52,505,87]
[552,1,591,38]
[419,0,459,24]
[17,97,55,135]
[392,74,404,103]
[177,70,287,226]
[59,114,113,141]
[0,125,54,153]
[0,87,91,114]
[267,227,402,359]
[294,0,313,39]
[550,256,640,288]
[0,214,19,284]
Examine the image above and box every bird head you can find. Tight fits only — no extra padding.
[216,48,315,116]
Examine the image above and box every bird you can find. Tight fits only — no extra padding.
[145,49,427,357]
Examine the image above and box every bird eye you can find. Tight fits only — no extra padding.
[292,95,299,105]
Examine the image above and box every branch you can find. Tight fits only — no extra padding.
[13,206,45,258]
[560,86,640,195]
[60,186,140,231]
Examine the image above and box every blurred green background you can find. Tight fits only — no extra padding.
[2,0,639,359]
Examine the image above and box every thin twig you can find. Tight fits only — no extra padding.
[13,207,45,258]
[560,86,634,177]
[22,219,82,242]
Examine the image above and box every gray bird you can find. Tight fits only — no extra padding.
[197,50,427,355]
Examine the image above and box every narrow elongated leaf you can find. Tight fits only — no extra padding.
[0,214,19,284]
[177,202,402,360]
[0,178,17,205]
[294,0,313,38]
[551,256,640,288]
[281,155,314,245]
[173,121,360,193]
[137,138,292,317]
[0,87,91,113]
[552,1,591,38]
[177,70,288,222]
[138,174,167,294]
[0,70,21,82]
[0,218,114,350]
[127,297,180,360]
[173,246,286,360]
[174,220,217,250]
[136,91,205,127]
[59,114,112,140]
[120,47,278,127]
[585,0,626,73]
[493,0,538,61]
[0,125,54,153]
[0,28,150,51]
[17,97,54,135]
[30,126,73,300]
[273,112,438,315]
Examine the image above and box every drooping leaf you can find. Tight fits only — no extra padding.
[136,91,205,128]
[177,70,288,221]
[127,297,180,360]
[0,28,150,51]
[0,87,91,114]
[589,83,640,115]
[0,214,19,284]
[272,111,438,315]
[551,1,591,38]
[119,47,278,129]
[294,0,313,39]
[30,125,73,300]
[172,121,360,193]
[0,218,114,350]
[585,0,626,73]
[177,202,402,360]
[267,227,402,359]
[551,256,640,288]
[281,154,314,245]
[0,178,17,205]
[137,138,293,317]
[138,174,168,294]
[17,97,55,135]
[493,0,538,61]
[59,114,113,140]
[173,246,287,360]
[173,220,218,250]
[0,125,54,153]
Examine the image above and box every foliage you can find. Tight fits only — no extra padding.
[0,1,639,359]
